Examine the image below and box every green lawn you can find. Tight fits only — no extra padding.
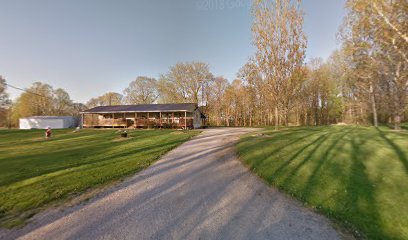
[0,129,199,227]
[237,125,408,240]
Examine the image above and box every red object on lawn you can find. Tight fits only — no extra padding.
[45,128,52,138]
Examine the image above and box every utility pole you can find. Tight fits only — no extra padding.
[201,82,205,107]
[7,105,12,129]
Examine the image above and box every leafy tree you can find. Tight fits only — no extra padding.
[0,76,11,127]
[123,76,158,104]
[0,76,10,108]
[13,82,54,117]
[11,82,82,126]
[158,61,214,104]
[71,102,87,113]
[86,92,123,108]
[11,82,54,125]
[54,88,74,115]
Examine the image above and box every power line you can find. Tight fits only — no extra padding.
[5,83,81,103]
[5,83,55,100]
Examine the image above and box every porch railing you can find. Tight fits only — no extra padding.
[83,115,194,128]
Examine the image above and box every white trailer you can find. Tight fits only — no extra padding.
[19,116,76,129]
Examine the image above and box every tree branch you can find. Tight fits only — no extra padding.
[372,2,408,44]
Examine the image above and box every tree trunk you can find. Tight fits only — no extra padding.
[304,109,308,126]
[314,96,319,126]
[266,110,269,125]
[369,82,378,127]
[393,114,401,130]
[7,106,12,129]
[274,106,279,130]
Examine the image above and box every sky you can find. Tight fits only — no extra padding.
[0,0,346,103]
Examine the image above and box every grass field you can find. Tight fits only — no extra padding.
[0,129,199,227]
[237,125,408,240]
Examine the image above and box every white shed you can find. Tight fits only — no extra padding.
[19,116,76,129]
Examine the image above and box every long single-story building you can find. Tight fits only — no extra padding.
[20,116,76,129]
[80,103,206,129]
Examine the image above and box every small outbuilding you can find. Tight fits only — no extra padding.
[19,116,76,129]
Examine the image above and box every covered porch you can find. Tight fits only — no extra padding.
[82,111,194,129]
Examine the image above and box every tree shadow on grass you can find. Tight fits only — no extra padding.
[0,135,195,226]
[300,128,353,200]
[0,132,193,188]
[342,133,381,239]
[238,126,405,239]
[239,128,333,176]
[377,128,408,174]
[272,132,331,184]
[284,127,383,238]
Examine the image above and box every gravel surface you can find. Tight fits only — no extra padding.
[3,128,344,240]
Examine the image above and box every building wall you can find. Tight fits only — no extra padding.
[193,109,202,129]
[19,117,75,129]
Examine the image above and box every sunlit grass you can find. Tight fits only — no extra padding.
[0,129,199,227]
[237,125,408,240]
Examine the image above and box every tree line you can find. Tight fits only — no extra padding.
[0,79,87,127]
[1,0,406,129]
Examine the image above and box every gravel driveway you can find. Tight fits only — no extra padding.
[6,128,343,240]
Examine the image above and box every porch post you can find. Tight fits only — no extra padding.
[112,113,115,128]
[172,112,174,128]
[184,111,187,129]
[135,112,137,127]
[81,113,84,128]
[160,112,162,128]
[147,112,150,128]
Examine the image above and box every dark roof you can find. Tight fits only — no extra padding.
[20,116,74,119]
[81,103,198,113]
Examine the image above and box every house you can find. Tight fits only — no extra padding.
[19,116,77,129]
[80,103,206,129]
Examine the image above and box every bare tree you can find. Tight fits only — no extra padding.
[342,0,408,129]
[252,0,307,129]
[206,77,230,125]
